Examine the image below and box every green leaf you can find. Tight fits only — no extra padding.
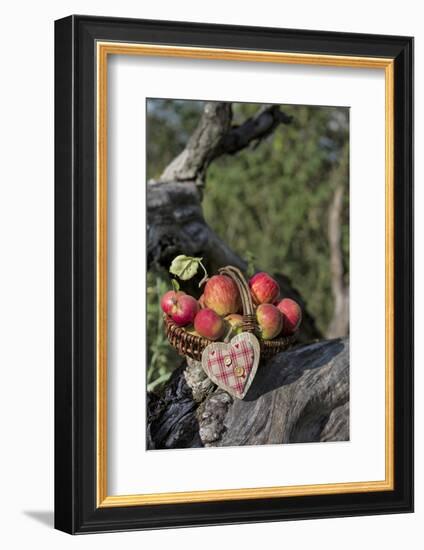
[169,255,202,281]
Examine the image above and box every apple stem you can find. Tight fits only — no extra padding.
[198,260,209,288]
[171,278,180,292]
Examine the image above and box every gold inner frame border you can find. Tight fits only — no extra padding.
[96,42,394,508]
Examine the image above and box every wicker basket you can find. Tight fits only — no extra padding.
[164,265,295,362]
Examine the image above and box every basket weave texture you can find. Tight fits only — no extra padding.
[164,265,295,362]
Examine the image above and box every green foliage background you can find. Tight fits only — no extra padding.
[146,100,349,390]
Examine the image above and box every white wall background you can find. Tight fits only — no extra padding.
[0,0,420,548]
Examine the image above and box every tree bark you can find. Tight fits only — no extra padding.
[147,338,349,449]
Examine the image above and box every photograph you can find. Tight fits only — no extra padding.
[146,98,350,450]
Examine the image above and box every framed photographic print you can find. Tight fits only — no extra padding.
[54,15,414,534]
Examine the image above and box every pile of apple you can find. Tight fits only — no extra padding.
[161,271,302,343]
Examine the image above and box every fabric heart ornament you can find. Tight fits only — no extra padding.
[201,332,260,399]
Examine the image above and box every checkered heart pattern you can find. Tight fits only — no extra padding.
[201,332,260,399]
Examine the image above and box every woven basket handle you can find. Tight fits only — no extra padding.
[218,266,257,333]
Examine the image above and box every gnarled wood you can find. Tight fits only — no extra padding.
[147,338,349,449]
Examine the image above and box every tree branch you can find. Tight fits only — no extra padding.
[213,104,292,158]
[158,102,292,185]
[159,102,232,184]
[327,185,349,338]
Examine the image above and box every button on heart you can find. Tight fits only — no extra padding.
[234,366,245,377]
[224,356,232,367]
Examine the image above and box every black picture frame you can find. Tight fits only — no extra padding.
[55,15,414,534]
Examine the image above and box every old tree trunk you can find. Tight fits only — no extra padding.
[147,102,349,449]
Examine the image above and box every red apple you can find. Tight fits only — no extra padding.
[249,272,280,304]
[194,308,225,341]
[203,275,241,316]
[160,290,178,315]
[277,298,302,335]
[198,293,206,308]
[225,313,244,336]
[161,290,199,327]
[256,303,283,340]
